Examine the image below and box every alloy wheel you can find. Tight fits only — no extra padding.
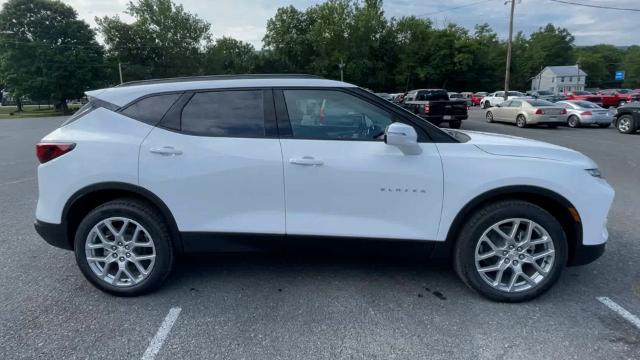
[474,218,555,293]
[618,118,631,132]
[85,217,156,287]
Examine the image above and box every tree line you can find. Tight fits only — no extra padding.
[1,0,638,111]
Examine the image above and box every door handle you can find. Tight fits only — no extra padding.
[149,146,183,156]
[289,156,324,166]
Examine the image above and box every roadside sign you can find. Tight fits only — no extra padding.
[615,70,625,81]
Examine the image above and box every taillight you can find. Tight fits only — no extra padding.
[560,109,567,115]
[423,104,430,113]
[580,111,592,116]
[36,143,76,164]
[535,109,545,115]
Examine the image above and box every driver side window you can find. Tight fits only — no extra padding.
[283,90,393,140]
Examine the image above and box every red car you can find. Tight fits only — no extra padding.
[597,89,636,108]
[564,91,603,106]
[470,92,487,106]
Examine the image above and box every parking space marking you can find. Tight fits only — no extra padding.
[0,176,35,187]
[141,307,182,360]
[597,297,640,330]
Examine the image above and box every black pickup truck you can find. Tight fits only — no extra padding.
[402,89,468,128]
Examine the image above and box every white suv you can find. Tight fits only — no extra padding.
[481,91,527,109]
[35,75,614,302]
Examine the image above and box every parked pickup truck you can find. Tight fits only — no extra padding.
[597,89,638,108]
[403,89,468,128]
[564,91,603,106]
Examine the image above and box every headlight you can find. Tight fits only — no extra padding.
[586,168,602,178]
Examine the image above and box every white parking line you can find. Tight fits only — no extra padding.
[0,177,35,186]
[597,297,640,330]
[141,307,182,360]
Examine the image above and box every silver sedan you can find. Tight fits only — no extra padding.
[485,98,567,128]
[556,100,613,128]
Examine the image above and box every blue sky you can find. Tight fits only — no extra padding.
[3,0,637,47]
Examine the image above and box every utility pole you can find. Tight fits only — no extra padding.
[338,58,345,82]
[503,0,517,100]
[118,62,123,84]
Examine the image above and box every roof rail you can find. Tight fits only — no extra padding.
[115,74,324,87]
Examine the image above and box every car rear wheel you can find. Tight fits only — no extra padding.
[486,111,494,123]
[567,115,580,128]
[483,101,491,109]
[74,198,174,296]
[617,115,636,134]
[516,115,527,128]
[454,200,567,302]
[449,120,462,129]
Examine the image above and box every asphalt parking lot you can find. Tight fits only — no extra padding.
[1,110,639,360]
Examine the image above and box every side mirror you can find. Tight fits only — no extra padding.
[384,123,422,155]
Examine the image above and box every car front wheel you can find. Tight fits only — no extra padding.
[616,115,636,134]
[74,198,175,296]
[454,200,567,302]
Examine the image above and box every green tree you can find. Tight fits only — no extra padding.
[202,37,258,74]
[96,0,210,81]
[262,5,314,73]
[574,44,624,88]
[0,0,105,111]
[622,46,640,88]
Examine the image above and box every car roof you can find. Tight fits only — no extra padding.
[86,75,356,107]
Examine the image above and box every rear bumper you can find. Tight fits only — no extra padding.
[34,220,72,250]
[569,242,605,266]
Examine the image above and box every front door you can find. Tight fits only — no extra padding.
[277,89,444,240]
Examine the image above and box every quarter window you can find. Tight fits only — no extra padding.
[283,90,393,140]
[181,90,265,137]
[121,93,181,125]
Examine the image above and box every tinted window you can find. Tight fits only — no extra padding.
[62,102,96,126]
[501,100,512,107]
[509,100,522,107]
[181,91,265,137]
[283,90,392,140]
[416,90,448,101]
[574,101,601,109]
[122,93,181,125]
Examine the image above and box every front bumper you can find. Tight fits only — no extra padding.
[34,220,72,250]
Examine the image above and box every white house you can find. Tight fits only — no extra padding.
[531,65,587,94]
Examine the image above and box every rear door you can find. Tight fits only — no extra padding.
[276,88,444,240]
[138,89,285,235]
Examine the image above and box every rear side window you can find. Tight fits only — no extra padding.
[62,102,95,126]
[121,93,181,125]
[416,90,448,101]
[181,90,265,137]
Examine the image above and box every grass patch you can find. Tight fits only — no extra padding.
[0,104,80,119]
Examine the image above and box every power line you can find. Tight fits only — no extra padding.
[549,0,640,11]
[415,0,496,18]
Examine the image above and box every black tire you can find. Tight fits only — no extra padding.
[483,101,491,109]
[567,115,580,128]
[74,198,175,296]
[453,200,568,302]
[616,114,636,134]
[449,120,462,129]
[486,111,494,123]
[598,123,611,128]
[516,115,527,128]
